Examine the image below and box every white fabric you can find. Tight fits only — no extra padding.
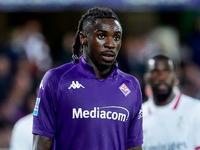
[9,113,33,150]
[142,92,200,150]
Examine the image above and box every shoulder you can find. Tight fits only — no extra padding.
[41,62,76,85]
[13,113,33,132]
[181,94,200,105]
[142,100,150,108]
[117,69,141,88]
[180,94,200,111]
[15,113,33,126]
[142,99,151,115]
[46,62,76,79]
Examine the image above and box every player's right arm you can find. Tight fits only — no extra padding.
[33,134,53,150]
[32,70,58,150]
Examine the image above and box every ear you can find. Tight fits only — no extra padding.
[79,31,87,45]
[144,73,149,84]
[144,73,153,98]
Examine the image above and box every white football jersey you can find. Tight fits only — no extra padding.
[9,113,33,150]
[142,91,200,150]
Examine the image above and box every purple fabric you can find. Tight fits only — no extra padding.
[32,56,143,150]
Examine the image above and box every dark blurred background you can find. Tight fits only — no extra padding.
[0,0,200,148]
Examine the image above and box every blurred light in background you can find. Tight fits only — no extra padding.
[0,0,199,11]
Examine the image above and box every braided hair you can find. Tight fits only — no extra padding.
[72,6,120,63]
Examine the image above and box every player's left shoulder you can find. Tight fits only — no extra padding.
[117,69,140,87]
[181,94,200,109]
[182,94,200,102]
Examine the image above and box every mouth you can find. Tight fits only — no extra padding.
[101,51,116,62]
[156,83,168,91]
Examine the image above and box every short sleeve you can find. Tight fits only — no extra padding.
[32,70,58,139]
[127,84,143,148]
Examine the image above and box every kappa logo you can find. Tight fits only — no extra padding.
[68,81,85,89]
[138,109,143,119]
[39,80,44,90]
[119,83,131,96]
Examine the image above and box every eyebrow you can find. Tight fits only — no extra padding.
[95,29,122,34]
[95,29,106,32]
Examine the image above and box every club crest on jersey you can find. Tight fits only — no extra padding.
[119,83,131,97]
[33,98,40,116]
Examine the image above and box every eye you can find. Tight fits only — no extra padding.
[114,34,121,41]
[98,33,105,40]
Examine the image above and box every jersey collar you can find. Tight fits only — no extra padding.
[78,55,118,79]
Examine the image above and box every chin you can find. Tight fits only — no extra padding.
[154,88,172,101]
[101,60,115,67]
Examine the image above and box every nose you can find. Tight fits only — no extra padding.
[104,37,115,49]
[157,71,168,81]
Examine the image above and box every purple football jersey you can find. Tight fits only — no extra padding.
[32,56,143,150]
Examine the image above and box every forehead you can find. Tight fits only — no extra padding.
[148,59,174,71]
[91,18,122,32]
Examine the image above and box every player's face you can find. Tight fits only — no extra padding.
[146,59,176,96]
[83,18,122,69]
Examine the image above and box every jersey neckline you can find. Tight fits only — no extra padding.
[148,91,182,114]
[78,55,118,80]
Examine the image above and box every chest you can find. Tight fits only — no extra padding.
[143,107,194,143]
[56,76,138,122]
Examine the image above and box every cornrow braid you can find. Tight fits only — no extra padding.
[72,6,120,63]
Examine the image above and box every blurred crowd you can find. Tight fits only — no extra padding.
[0,19,53,147]
[0,14,200,148]
[118,17,200,102]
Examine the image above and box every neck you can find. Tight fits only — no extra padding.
[83,53,116,79]
[93,64,115,79]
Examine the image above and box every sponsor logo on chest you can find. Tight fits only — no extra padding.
[72,106,129,122]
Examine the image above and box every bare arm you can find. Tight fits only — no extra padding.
[33,134,53,150]
[127,145,143,150]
